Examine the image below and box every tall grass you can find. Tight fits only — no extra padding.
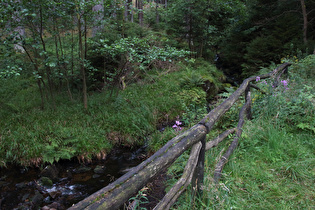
[0,60,219,166]
[167,55,315,209]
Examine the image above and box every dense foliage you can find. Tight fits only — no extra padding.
[0,1,314,208]
[0,0,314,173]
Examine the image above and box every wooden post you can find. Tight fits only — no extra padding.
[153,142,203,210]
[191,134,206,197]
[69,124,207,210]
[245,85,252,120]
[69,63,292,209]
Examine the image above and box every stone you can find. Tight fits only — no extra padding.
[15,182,26,189]
[94,165,106,174]
[0,181,9,187]
[31,191,44,207]
[93,174,101,179]
[39,177,53,187]
[47,201,64,210]
[40,165,60,182]
[22,193,30,202]
[74,165,91,173]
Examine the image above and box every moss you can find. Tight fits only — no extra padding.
[39,177,53,187]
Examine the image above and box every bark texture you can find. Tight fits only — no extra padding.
[213,90,251,183]
[153,142,202,210]
[206,128,236,151]
[69,63,292,209]
[199,62,292,131]
[69,124,207,210]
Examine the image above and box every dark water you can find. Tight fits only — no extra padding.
[0,146,147,210]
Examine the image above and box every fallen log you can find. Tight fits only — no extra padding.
[213,89,251,183]
[206,128,236,151]
[199,62,292,131]
[68,63,292,209]
[153,142,202,210]
[69,124,207,210]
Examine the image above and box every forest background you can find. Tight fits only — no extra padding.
[0,0,314,208]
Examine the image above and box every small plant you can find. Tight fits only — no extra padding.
[172,118,183,132]
[126,187,149,210]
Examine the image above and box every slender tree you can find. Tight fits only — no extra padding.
[76,2,88,109]
[300,0,308,44]
[138,0,143,26]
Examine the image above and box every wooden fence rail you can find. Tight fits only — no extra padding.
[69,62,291,210]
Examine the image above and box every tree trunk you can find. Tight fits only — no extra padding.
[111,0,117,19]
[300,0,308,44]
[78,13,88,109]
[156,0,159,24]
[57,26,73,101]
[92,1,104,36]
[138,0,143,26]
[124,0,129,21]
[23,46,45,109]
[39,4,56,109]
[130,0,134,22]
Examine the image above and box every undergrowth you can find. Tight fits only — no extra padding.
[0,59,218,166]
[167,54,315,209]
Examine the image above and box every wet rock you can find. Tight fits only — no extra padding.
[72,173,92,182]
[46,201,65,210]
[43,195,51,203]
[0,181,9,187]
[39,177,53,187]
[94,165,106,174]
[93,174,101,179]
[16,182,26,189]
[0,175,7,181]
[74,166,91,173]
[13,202,33,210]
[22,193,30,202]
[49,191,61,199]
[65,170,73,179]
[31,191,44,207]
[40,165,60,182]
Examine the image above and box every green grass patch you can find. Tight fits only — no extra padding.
[167,55,315,209]
[0,59,220,166]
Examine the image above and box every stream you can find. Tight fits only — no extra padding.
[0,145,147,210]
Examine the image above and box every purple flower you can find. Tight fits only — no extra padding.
[261,80,268,85]
[172,120,182,131]
[281,80,288,87]
[256,76,261,82]
[175,121,182,126]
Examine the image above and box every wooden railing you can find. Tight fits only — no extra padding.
[69,63,291,210]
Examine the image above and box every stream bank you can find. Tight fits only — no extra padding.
[0,145,148,210]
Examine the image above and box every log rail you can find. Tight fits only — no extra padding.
[69,63,291,210]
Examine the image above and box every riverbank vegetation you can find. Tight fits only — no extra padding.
[166,55,315,209]
[0,0,314,208]
[0,57,225,166]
